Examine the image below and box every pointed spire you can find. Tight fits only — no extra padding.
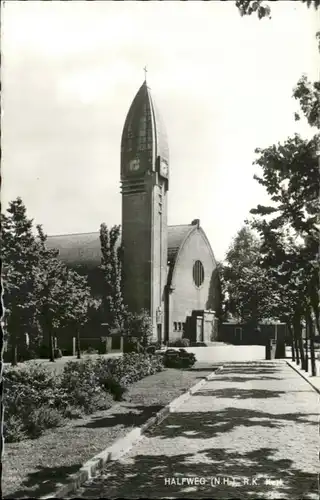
[143,65,148,83]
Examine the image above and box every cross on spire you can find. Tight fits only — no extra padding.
[143,65,148,83]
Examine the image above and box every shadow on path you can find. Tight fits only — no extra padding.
[194,388,287,399]
[3,464,82,499]
[77,447,318,499]
[76,404,164,429]
[144,408,318,440]
[214,375,282,383]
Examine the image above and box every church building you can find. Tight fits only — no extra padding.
[47,80,220,345]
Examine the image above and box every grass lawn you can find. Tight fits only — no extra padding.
[3,364,218,499]
[4,352,123,375]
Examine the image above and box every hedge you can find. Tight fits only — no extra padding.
[4,353,164,443]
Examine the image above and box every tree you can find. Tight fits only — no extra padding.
[54,267,93,358]
[221,225,277,326]
[212,261,227,323]
[36,224,93,360]
[235,0,271,19]
[35,224,60,361]
[99,224,126,333]
[235,0,319,19]
[123,309,153,352]
[293,75,320,129]
[234,0,319,369]
[249,220,313,365]
[248,72,319,371]
[2,197,94,363]
[1,198,40,365]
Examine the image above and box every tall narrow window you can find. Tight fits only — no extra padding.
[193,260,204,287]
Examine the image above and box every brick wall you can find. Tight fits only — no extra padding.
[122,174,168,341]
[122,190,152,313]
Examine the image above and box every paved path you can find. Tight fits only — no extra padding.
[74,361,319,499]
[174,345,265,364]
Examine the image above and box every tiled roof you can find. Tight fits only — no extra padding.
[46,224,195,268]
[167,225,194,262]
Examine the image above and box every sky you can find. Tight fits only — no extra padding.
[2,1,319,261]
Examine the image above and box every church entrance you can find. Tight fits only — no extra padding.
[187,310,217,344]
[196,316,204,342]
[157,324,162,344]
[111,336,121,350]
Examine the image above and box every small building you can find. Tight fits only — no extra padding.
[219,322,288,345]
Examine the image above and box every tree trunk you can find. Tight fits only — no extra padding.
[293,311,304,368]
[11,333,18,366]
[310,292,320,336]
[297,335,305,369]
[42,297,55,362]
[312,307,320,337]
[291,320,300,364]
[47,311,55,362]
[304,314,308,372]
[76,329,81,359]
[48,326,55,362]
[307,311,316,376]
[287,323,295,362]
[9,318,18,366]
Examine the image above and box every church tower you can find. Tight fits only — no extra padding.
[120,79,169,341]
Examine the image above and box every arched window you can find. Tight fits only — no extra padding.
[193,260,204,287]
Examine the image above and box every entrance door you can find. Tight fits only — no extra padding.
[196,317,203,342]
[112,336,121,350]
[157,324,162,344]
[235,327,243,344]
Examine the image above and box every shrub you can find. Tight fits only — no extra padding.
[84,347,99,355]
[123,338,139,354]
[4,415,27,443]
[168,338,190,347]
[61,348,73,356]
[146,345,156,355]
[95,353,164,389]
[101,376,127,401]
[38,344,51,359]
[60,358,111,414]
[25,407,64,438]
[17,347,34,362]
[63,405,85,420]
[149,341,162,350]
[5,362,63,414]
[36,345,63,359]
[4,363,67,442]
[123,309,153,348]
[98,344,108,355]
[163,350,196,369]
[4,351,165,443]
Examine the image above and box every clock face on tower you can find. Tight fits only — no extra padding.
[159,158,169,179]
[128,158,140,173]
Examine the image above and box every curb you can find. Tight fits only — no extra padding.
[40,365,223,499]
[286,360,320,394]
